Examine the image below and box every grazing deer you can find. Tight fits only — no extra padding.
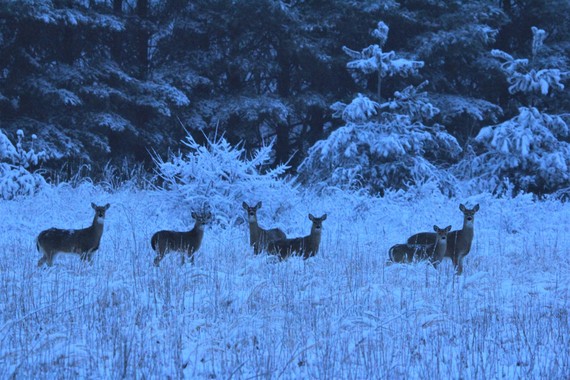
[389,225,451,266]
[267,214,327,260]
[36,203,110,267]
[151,212,212,266]
[407,204,480,274]
[242,201,286,255]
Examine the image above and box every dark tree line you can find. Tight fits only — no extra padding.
[0,0,569,183]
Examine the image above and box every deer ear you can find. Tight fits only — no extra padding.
[104,203,110,210]
[91,202,96,210]
[308,213,315,221]
[459,204,466,212]
[256,201,262,209]
[446,225,452,232]
[321,214,327,221]
[242,202,248,209]
[433,225,438,232]
[474,204,480,212]
[191,212,197,219]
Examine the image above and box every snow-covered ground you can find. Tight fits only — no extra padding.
[0,183,569,378]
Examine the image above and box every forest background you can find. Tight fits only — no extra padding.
[1,0,569,197]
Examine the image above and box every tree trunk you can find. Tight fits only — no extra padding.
[110,0,123,62]
[136,0,150,80]
[275,122,290,165]
[275,43,292,165]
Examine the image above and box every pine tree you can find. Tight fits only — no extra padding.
[463,27,570,194]
[298,22,462,194]
[0,1,189,176]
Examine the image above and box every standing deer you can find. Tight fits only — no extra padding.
[36,203,110,267]
[389,225,451,266]
[267,214,327,260]
[242,201,286,255]
[407,204,480,274]
[151,212,212,266]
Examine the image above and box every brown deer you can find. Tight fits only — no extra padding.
[151,212,212,266]
[36,203,110,267]
[407,204,480,274]
[242,201,286,255]
[389,225,451,267]
[267,214,327,260]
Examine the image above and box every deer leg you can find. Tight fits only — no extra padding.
[456,258,464,275]
[37,256,46,267]
[153,253,165,267]
[46,253,54,267]
[451,255,459,269]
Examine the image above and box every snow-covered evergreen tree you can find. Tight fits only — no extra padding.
[462,27,570,194]
[298,22,462,194]
[0,129,46,199]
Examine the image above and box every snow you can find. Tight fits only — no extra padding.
[0,183,568,378]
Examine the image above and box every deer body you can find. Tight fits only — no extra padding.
[242,202,286,255]
[151,212,211,266]
[36,203,110,267]
[389,225,451,266]
[407,204,479,274]
[267,214,327,260]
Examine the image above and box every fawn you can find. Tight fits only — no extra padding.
[407,204,479,274]
[37,203,110,267]
[151,212,212,266]
[267,214,327,260]
[389,225,451,266]
[242,201,286,255]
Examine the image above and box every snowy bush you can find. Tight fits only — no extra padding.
[153,131,298,226]
[0,129,46,199]
[299,23,461,194]
[461,27,570,194]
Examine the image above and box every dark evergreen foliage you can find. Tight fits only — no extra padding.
[0,0,568,194]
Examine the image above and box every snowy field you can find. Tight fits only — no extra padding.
[0,183,569,379]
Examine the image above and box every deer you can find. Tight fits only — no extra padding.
[407,204,480,274]
[267,214,327,260]
[242,201,286,255]
[389,225,451,267]
[36,203,110,267]
[151,211,212,266]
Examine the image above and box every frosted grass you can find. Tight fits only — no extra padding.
[0,184,569,378]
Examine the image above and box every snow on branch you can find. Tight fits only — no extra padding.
[331,94,381,123]
[382,81,439,122]
[491,27,568,95]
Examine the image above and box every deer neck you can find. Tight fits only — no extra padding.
[90,214,105,238]
[309,227,322,251]
[434,238,447,257]
[248,218,261,242]
[191,223,205,244]
[459,218,474,243]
